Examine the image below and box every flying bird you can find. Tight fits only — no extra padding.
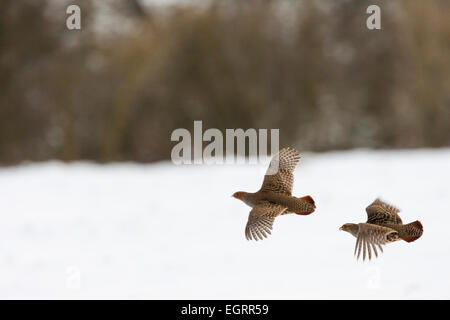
[232,147,316,241]
[340,198,423,261]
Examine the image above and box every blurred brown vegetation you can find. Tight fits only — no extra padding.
[0,0,449,164]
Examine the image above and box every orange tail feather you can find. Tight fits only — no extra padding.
[294,211,314,215]
[300,195,315,206]
[401,220,423,243]
[294,195,315,215]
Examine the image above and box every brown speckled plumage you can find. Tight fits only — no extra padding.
[233,147,316,241]
[340,198,424,261]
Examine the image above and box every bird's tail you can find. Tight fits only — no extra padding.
[300,195,315,206]
[292,195,316,215]
[400,220,423,242]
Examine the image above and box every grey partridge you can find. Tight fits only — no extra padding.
[233,147,316,241]
[340,198,423,260]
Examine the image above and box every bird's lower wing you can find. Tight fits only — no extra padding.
[354,223,399,261]
[245,202,287,241]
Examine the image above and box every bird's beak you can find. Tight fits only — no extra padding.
[339,227,343,231]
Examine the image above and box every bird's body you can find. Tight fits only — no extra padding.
[236,191,315,214]
[233,147,316,241]
[340,198,423,260]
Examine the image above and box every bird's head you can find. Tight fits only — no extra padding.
[339,223,358,235]
[232,191,246,201]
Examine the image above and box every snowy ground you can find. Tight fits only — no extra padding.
[1,148,449,299]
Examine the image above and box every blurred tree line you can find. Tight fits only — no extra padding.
[0,0,449,164]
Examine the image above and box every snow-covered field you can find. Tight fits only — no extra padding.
[1,149,449,299]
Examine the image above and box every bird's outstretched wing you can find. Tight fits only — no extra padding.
[354,223,399,261]
[245,202,287,241]
[366,198,403,225]
[259,147,301,195]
